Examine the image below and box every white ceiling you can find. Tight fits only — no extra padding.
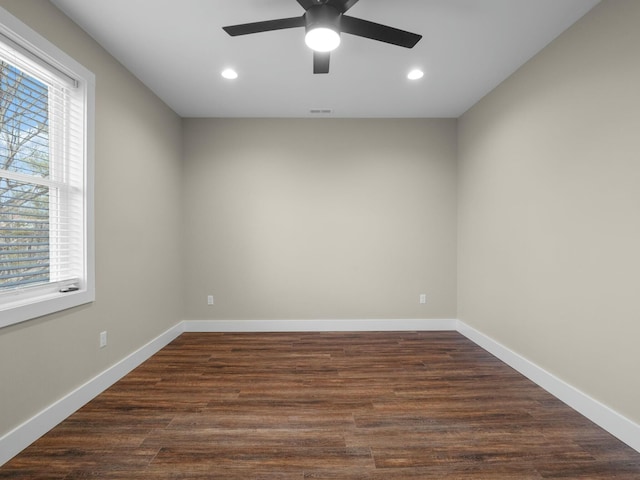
[50,0,599,118]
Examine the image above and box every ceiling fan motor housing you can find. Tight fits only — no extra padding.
[305,4,342,34]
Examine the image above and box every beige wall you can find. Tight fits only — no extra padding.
[458,0,640,423]
[182,119,458,320]
[0,0,183,435]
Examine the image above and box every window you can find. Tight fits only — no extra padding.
[0,8,94,328]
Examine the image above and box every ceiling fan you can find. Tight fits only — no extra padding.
[222,0,422,74]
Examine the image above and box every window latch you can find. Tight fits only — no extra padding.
[59,285,80,293]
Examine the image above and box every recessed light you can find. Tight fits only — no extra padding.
[407,69,424,80]
[221,68,238,80]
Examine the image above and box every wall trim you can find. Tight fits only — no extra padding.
[0,322,184,467]
[2,318,639,467]
[182,318,457,333]
[457,320,640,453]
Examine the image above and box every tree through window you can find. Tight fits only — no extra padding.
[0,61,51,289]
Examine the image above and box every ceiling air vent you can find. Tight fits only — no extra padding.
[309,108,332,114]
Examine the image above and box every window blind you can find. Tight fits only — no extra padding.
[0,32,85,295]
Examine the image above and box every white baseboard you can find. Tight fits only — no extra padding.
[2,318,638,467]
[457,320,640,453]
[182,318,457,333]
[0,323,184,467]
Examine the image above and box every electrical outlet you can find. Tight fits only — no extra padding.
[419,294,427,304]
[207,295,214,305]
[99,331,107,348]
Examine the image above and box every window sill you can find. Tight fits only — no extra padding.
[0,287,95,329]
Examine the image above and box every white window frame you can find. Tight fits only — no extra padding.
[0,7,95,328]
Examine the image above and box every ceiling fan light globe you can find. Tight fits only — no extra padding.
[305,28,341,52]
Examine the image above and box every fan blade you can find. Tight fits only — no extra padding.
[341,16,422,48]
[313,51,330,74]
[223,16,305,36]
[327,0,360,14]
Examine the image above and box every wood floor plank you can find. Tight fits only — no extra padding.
[1,331,639,479]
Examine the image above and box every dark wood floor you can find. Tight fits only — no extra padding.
[2,332,639,479]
